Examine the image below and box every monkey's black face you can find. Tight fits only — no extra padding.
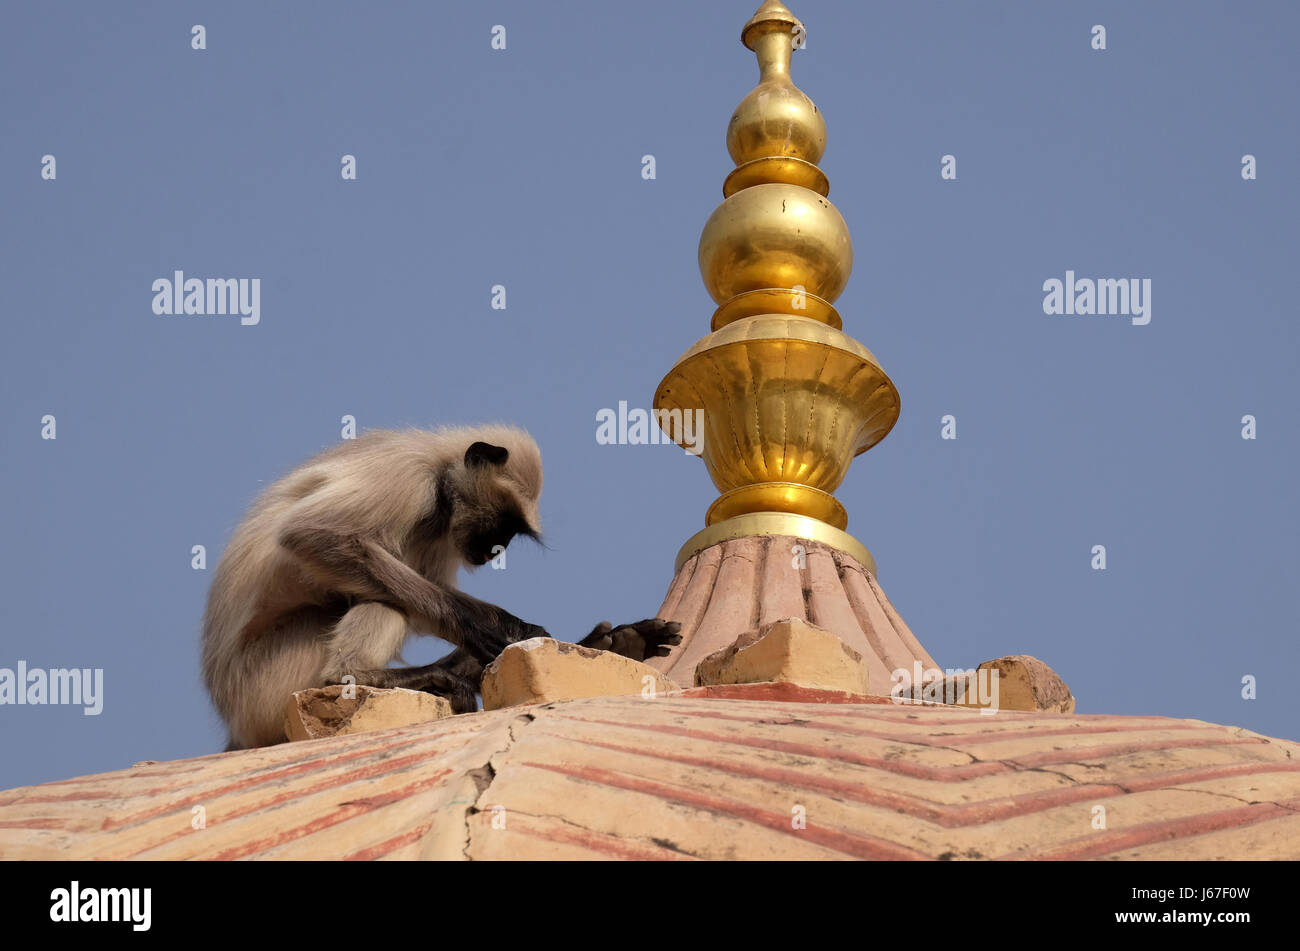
[459,510,537,567]
[450,440,542,568]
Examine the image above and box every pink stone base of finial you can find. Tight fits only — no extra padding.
[644,534,939,690]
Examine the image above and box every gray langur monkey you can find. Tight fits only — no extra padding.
[201,425,681,750]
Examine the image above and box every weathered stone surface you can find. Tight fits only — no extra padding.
[481,637,678,710]
[678,682,891,705]
[1,695,1298,860]
[943,655,1074,713]
[694,617,869,695]
[284,684,452,742]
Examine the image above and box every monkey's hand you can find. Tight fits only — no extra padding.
[473,618,549,665]
[508,623,550,645]
[580,618,682,662]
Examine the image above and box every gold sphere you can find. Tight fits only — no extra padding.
[727,81,826,166]
[698,182,852,305]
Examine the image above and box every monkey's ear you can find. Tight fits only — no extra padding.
[465,441,509,468]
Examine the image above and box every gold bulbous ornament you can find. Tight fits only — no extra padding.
[727,2,826,166]
[698,182,853,305]
[727,81,826,166]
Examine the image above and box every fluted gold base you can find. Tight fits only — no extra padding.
[654,315,901,521]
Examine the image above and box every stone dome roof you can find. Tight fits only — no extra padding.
[2,684,1297,860]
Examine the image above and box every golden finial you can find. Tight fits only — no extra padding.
[706,0,844,330]
[654,1,900,572]
[729,2,826,174]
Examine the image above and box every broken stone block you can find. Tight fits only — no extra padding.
[949,655,1075,713]
[284,684,453,742]
[481,637,678,710]
[693,617,869,695]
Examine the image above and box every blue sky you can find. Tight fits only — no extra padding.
[1,0,1297,789]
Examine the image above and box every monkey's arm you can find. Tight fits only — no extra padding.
[580,619,682,662]
[430,617,683,685]
[280,526,544,665]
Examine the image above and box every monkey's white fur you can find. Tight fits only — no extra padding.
[201,425,542,749]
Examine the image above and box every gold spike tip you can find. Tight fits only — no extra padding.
[741,0,803,51]
[729,1,825,168]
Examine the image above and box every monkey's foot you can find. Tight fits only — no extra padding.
[580,618,682,663]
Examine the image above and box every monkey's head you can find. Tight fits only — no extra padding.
[447,428,543,567]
